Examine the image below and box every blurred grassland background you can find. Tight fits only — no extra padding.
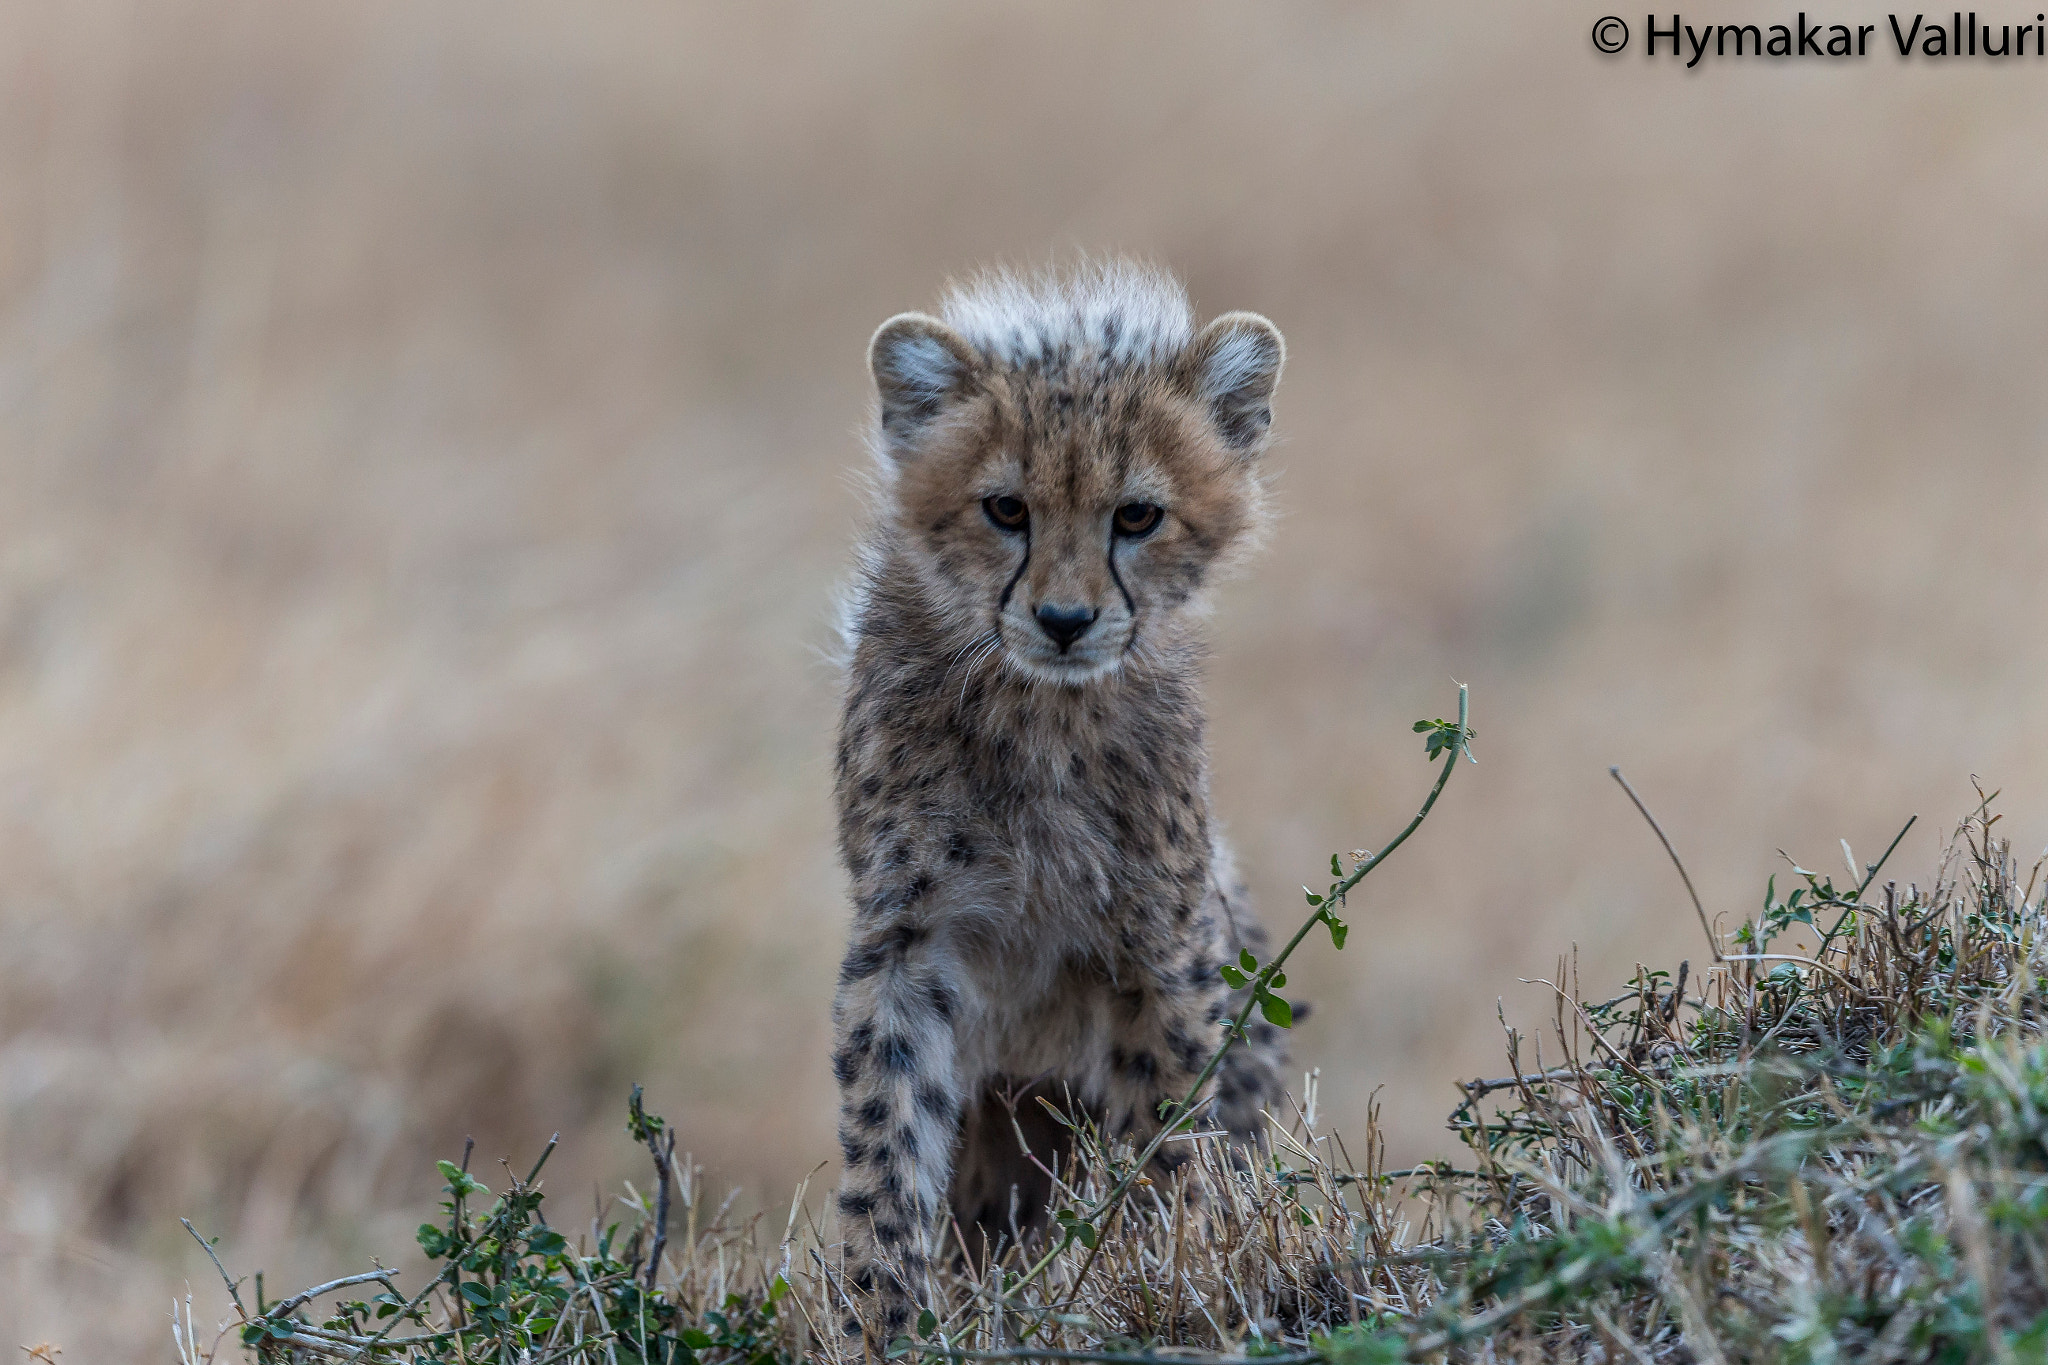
[4,1,2048,1355]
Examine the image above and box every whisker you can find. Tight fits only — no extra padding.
[953,631,1002,708]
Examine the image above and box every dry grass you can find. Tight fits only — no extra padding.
[10,3,2048,1357]
[199,797,2048,1362]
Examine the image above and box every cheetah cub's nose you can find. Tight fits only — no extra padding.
[1034,603,1098,651]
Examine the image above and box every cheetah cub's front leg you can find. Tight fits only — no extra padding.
[829,921,967,1346]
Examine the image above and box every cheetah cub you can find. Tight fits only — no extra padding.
[830,262,1289,1339]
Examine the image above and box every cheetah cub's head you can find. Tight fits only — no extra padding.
[866,263,1281,686]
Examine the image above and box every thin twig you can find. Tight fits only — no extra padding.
[181,1219,247,1320]
[266,1270,403,1319]
[1610,767,1720,960]
[1126,684,1473,1191]
[999,686,1472,1340]
[1855,814,1919,904]
[1816,814,1919,956]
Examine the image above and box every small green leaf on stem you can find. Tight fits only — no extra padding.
[1053,1208,1099,1250]
[1415,717,1477,763]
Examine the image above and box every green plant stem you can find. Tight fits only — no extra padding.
[991,685,1471,1347]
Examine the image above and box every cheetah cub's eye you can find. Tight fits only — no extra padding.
[1113,502,1164,538]
[983,495,1029,531]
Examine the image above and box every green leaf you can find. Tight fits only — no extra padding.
[1414,717,1475,763]
[438,1165,486,1199]
[460,1282,494,1307]
[1324,914,1349,950]
[769,1274,789,1303]
[1270,971,1286,989]
[917,1309,938,1338]
[266,1319,295,1340]
[1304,888,1324,906]
[1219,964,1247,988]
[1260,994,1294,1029]
[681,1329,716,1349]
[1331,853,1344,877]
[1240,948,1257,973]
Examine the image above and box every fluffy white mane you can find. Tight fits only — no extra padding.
[936,261,1194,370]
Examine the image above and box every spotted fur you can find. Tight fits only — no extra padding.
[829,262,1290,1347]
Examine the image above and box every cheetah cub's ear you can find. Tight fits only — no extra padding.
[1189,312,1285,454]
[868,312,981,459]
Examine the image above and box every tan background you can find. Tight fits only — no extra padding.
[5,2,2047,1355]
